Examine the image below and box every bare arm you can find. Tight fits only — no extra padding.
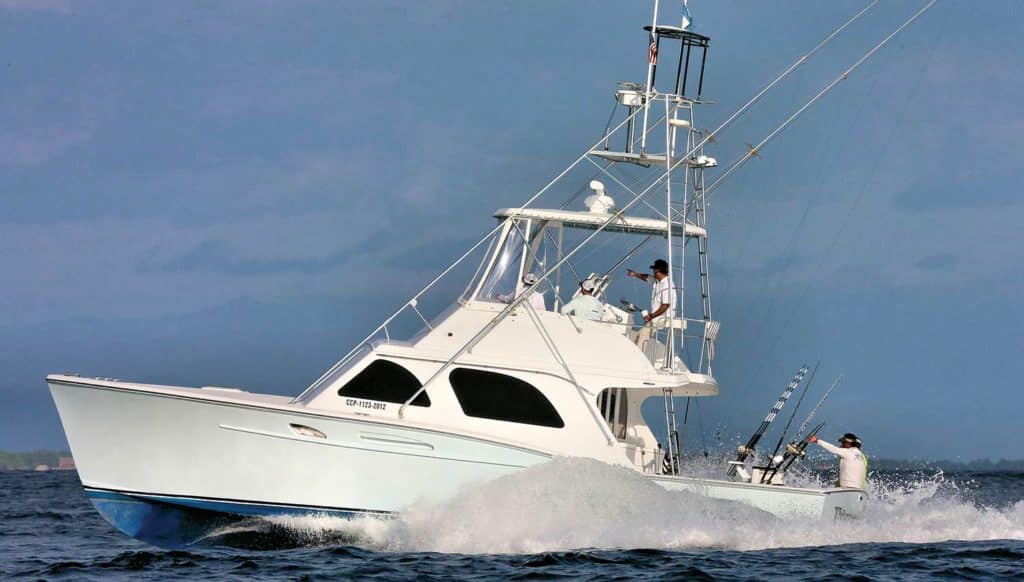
[627,269,649,283]
[645,303,669,322]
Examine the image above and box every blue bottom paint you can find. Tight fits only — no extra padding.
[85,488,385,548]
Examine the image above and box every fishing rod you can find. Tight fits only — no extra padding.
[771,421,826,478]
[768,361,820,464]
[758,376,843,483]
[795,374,843,441]
[727,364,809,477]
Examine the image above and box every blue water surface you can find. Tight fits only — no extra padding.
[1,470,1022,580]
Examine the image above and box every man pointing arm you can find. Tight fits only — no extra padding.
[627,258,676,351]
[807,433,867,489]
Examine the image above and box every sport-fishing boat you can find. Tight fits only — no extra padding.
[48,1,927,546]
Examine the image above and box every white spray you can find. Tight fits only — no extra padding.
[258,458,1024,554]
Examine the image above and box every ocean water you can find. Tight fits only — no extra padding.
[2,460,1022,580]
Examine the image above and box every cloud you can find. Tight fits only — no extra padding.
[892,173,1022,211]
[0,124,92,165]
[914,253,958,271]
[200,66,398,121]
[0,79,118,167]
[150,239,362,275]
[0,0,71,14]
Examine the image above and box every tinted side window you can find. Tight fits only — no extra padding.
[338,360,430,407]
[449,368,564,428]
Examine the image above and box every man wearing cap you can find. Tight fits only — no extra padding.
[626,259,677,350]
[497,273,547,311]
[560,278,604,322]
[807,433,868,489]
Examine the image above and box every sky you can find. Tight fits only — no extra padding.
[1,0,1021,460]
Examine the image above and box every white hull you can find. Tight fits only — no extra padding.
[658,476,864,520]
[50,376,863,545]
[49,377,548,514]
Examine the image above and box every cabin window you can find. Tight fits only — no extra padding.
[597,388,628,439]
[338,360,430,407]
[449,368,564,428]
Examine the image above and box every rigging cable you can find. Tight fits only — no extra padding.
[706,0,944,384]
[702,0,938,205]
[666,0,937,397]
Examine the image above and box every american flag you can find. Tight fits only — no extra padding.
[648,32,658,65]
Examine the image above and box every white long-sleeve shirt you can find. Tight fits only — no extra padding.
[560,294,604,321]
[815,440,868,489]
[497,290,547,311]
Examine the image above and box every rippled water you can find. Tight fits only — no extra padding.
[2,461,1022,580]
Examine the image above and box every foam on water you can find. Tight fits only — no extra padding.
[261,458,1024,554]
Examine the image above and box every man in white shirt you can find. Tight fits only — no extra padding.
[497,273,547,311]
[807,433,868,489]
[560,278,604,322]
[626,259,677,350]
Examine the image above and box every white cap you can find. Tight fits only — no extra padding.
[522,273,539,286]
[580,278,597,293]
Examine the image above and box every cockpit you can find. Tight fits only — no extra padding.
[461,180,714,375]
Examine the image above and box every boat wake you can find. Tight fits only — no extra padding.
[209,458,1024,553]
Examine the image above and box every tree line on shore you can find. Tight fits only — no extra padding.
[0,450,71,470]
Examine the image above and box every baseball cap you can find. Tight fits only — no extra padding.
[649,259,669,273]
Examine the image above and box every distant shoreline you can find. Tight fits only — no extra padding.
[5,449,1023,472]
[856,457,1024,472]
[0,449,74,471]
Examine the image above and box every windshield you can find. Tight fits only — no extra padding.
[476,220,531,302]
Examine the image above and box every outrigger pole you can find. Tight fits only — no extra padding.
[727,365,809,477]
[395,2,896,417]
[701,0,938,207]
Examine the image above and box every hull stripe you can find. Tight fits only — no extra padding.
[84,486,394,517]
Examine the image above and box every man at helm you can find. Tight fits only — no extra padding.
[807,433,868,489]
[626,258,677,350]
[560,278,604,322]
[497,273,547,311]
